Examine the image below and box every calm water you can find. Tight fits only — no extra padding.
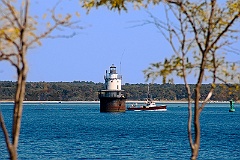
[0,102,240,159]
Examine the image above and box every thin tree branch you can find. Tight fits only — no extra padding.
[207,13,240,53]
[1,0,22,28]
[2,32,20,52]
[0,52,19,68]
[204,0,216,51]
[0,112,13,152]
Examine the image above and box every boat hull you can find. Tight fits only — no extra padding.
[127,105,167,111]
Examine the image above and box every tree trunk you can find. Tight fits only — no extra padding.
[9,147,17,160]
[191,82,201,159]
[10,43,28,159]
[191,145,199,160]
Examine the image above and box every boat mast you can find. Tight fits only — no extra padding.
[147,83,151,101]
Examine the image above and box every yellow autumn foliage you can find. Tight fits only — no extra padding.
[0,27,20,40]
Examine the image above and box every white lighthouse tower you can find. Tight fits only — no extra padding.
[99,64,126,112]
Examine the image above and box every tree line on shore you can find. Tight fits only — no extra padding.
[1,81,239,101]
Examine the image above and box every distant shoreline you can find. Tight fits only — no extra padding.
[0,100,236,104]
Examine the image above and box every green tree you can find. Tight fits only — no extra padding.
[143,0,240,159]
[0,0,80,159]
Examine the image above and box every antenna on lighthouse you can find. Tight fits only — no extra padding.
[120,49,125,75]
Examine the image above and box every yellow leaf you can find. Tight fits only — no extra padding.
[75,12,80,17]
[47,22,51,28]
[42,13,47,19]
[58,14,62,19]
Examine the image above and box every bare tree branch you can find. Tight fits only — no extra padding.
[1,0,22,28]
[0,112,13,153]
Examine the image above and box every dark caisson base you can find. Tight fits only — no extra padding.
[100,97,126,112]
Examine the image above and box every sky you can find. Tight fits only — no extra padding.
[0,1,239,84]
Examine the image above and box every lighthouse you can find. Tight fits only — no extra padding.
[98,64,127,112]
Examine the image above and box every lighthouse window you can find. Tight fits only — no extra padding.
[117,85,118,89]
[111,80,113,82]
